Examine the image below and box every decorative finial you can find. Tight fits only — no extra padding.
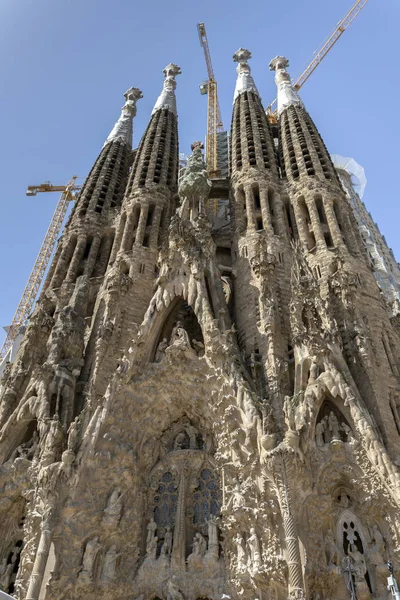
[104,87,143,148]
[191,141,204,151]
[232,48,259,103]
[152,63,182,115]
[269,55,304,116]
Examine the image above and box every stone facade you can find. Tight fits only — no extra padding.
[0,51,400,600]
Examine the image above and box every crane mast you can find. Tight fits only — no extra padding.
[197,22,224,176]
[0,176,82,362]
[267,0,369,117]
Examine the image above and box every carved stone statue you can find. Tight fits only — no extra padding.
[315,421,325,448]
[348,544,367,582]
[0,559,14,592]
[101,545,120,582]
[146,517,157,545]
[80,536,101,581]
[161,526,173,556]
[167,576,185,600]
[328,411,340,440]
[195,532,207,556]
[234,532,247,571]
[146,536,158,561]
[341,422,352,442]
[155,338,168,362]
[324,532,339,566]
[247,527,261,569]
[102,488,122,528]
[283,396,296,431]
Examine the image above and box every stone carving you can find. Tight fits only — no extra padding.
[79,536,102,582]
[247,527,261,570]
[101,545,120,582]
[146,518,157,546]
[102,488,122,528]
[161,526,173,556]
[167,576,185,600]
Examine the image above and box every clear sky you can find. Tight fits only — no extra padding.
[0,0,398,345]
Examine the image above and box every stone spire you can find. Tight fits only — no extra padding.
[104,87,143,148]
[152,63,181,115]
[269,56,304,116]
[233,48,259,102]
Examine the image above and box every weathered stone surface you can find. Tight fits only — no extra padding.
[0,54,399,600]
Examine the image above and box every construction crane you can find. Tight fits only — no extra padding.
[197,22,224,177]
[266,0,369,119]
[0,176,82,362]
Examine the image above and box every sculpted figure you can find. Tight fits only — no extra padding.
[324,532,339,566]
[283,396,296,431]
[247,527,261,569]
[341,422,352,442]
[161,526,173,556]
[101,545,120,582]
[207,515,219,549]
[328,411,340,440]
[0,559,13,592]
[309,358,319,383]
[146,536,158,561]
[234,533,247,570]
[167,576,184,600]
[170,321,191,349]
[146,517,157,545]
[80,536,101,580]
[348,544,367,582]
[229,479,246,511]
[67,417,80,452]
[103,488,122,528]
[369,525,386,565]
[315,421,325,448]
[174,432,188,450]
[155,338,168,362]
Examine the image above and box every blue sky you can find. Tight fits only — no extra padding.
[0,0,398,345]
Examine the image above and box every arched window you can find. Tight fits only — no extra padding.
[193,468,220,524]
[153,471,178,528]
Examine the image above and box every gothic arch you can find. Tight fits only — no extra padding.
[138,295,205,364]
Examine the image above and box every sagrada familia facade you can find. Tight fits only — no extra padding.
[0,48,400,600]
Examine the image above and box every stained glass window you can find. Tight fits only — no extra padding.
[153,471,178,527]
[193,468,220,524]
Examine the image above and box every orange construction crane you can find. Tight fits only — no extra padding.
[266,0,369,119]
[197,22,224,176]
[0,176,82,362]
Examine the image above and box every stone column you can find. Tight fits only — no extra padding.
[149,205,163,248]
[84,235,102,277]
[306,198,325,248]
[66,236,86,282]
[244,184,257,230]
[135,204,149,246]
[121,211,136,251]
[50,237,77,288]
[25,513,54,600]
[323,199,344,248]
[259,187,275,236]
[270,451,305,599]
[292,201,310,249]
[171,465,187,570]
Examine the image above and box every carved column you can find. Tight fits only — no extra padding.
[171,463,187,570]
[269,451,305,599]
[25,511,55,600]
[135,203,150,246]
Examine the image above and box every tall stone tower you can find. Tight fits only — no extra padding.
[0,50,400,600]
